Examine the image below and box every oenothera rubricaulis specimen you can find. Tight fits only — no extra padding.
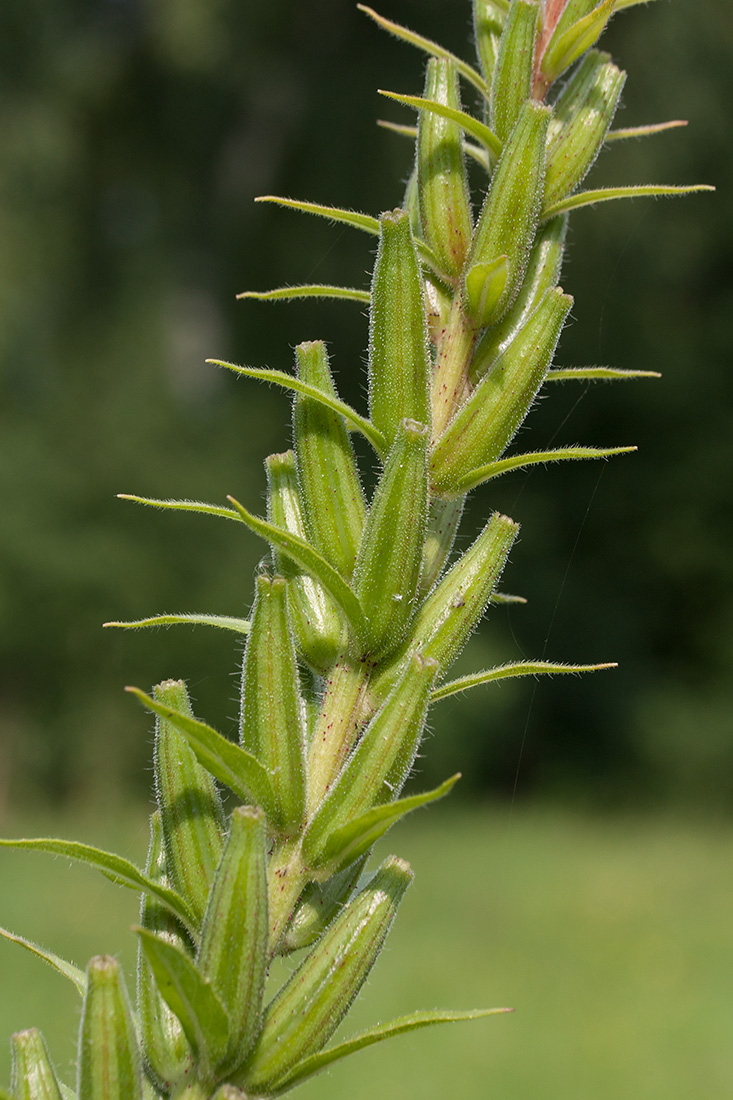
[1,2,711,1097]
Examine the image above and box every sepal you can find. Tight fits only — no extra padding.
[473,0,507,85]
[279,859,367,955]
[540,0,616,88]
[11,1029,64,1100]
[490,0,538,144]
[77,957,143,1100]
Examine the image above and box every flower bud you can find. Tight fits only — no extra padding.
[544,50,625,209]
[153,679,224,927]
[353,419,429,659]
[240,574,306,834]
[239,856,413,1095]
[431,287,573,495]
[420,494,465,595]
[279,857,367,954]
[265,450,344,672]
[473,0,506,84]
[78,957,142,1100]
[293,340,366,578]
[197,806,268,1071]
[540,0,615,87]
[11,1029,64,1100]
[490,0,539,144]
[466,101,551,328]
[368,210,431,448]
[417,59,472,277]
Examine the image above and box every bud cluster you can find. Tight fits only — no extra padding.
[2,2,709,1098]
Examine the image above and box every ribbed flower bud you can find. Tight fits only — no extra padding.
[368,210,431,448]
[473,0,506,84]
[279,858,366,954]
[153,679,224,927]
[417,58,472,277]
[293,340,366,578]
[240,573,306,834]
[465,101,551,328]
[239,856,413,1095]
[77,957,142,1100]
[353,418,429,659]
[431,287,573,495]
[490,0,539,144]
[11,1029,64,1100]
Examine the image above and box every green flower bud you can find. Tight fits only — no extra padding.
[279,858,367,955]
[154,680,225,928]
[137,813,193,1093]
[466,101,551,328]
[77,957,142,1100]
[368,210,431,448]
[473,0,506,85]
[11,1029,64,1100]
[431,287,573,495]
[490,0,539,144]
[265,450,344,673]
[417,59,473,277]
[540,0,615,87]
[544,50,625,209]
[240,574,306,834]
[419,494,465,595]
[372,513,519,701]
[353,419,429,659]
[470,214,567,383]
[239,856,413,1094]
[197,806,268,1071]
[303,655,438,869]
[293,340,366,578]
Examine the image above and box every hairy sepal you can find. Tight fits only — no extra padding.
[473,0,507,85]
[77,957,143,1100]
[540,0,616,87]
[490,0,539,144]
[11,1029,65,1100]
[279,858,368,955]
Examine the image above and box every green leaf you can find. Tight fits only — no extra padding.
[547,366,661,381]
[543,183,714,218]
[237,284,369,303]
[432,661,617,701]
[0,838,197,935]
[103,613,250,634]
[615,0,658,8]
[377,119,490,171]
[606,119,687,141]
[0,925,86,996]
[226,496,369,642]
[317,774,461,872]
[278,1008,513,1091]
[357,5,490,96]
[126,687,276,812]
[117,494,240,522]
[254,195,380,235]
[135,927,230,1068]
[490,591,527,605]
[454,445,637,492]
[379,89,501,158]
[209,360,387,457]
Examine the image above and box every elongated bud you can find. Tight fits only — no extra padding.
[240,856,413,1094]
[240,573,306,833]
[473,0,506,85]
[540,0,615,88]
[368,210,431,448]
[431,287,573,495]
[198,806,268,1069]
[293,340,366,577]
[154,679,224,927]
[137,812,192,1093]
[420,494,465,595]
[544,51,625,209]
[470,214,568,383]
[417,59,472,277]
[279,857,367,954]
[372,513,519,701]
[303,655,438,869]
[78,957,142,1100]
[466,101,551,328]
[265,450,344,672]
[353,419,429,659]
[490,0,539,144]
[11,1030,63,1100]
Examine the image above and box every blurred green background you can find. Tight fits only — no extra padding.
[0,0,731,1093]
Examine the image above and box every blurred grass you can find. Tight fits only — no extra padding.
[1,803,731,1098]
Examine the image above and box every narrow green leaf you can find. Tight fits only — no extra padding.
[318,774,461,872]
[126,687,275,812]
[135,927,230,1068]
[454,445,637,492]
[547,366,661,381]
[104,613,250,633]
[209,360,386,456]
[254,195,380,235]
[226,497,369,641]
[0,838,196,934]
[606,119,687,141]
[615,0,658,8]
[357,5,490,96]
[544,183,714,218]
[490,591,527,605]
[117,494,240,522]
[379,89,501,158]
[278,1008,512,1091]
[433,661,617,701]
[237,284,369,303]
[377,119,490,171]
[0,925,85,996]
